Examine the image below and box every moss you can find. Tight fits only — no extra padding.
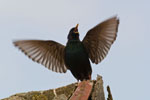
[42,89,55,100]
[25,91,41,100]
[56,83,77,98]
[32,94,48,100]
[52,94,67,100]
[2,76,105,100]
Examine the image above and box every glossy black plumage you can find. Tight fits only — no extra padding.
[13,16,119,81]
[64,34,92,81]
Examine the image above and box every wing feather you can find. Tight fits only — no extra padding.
[82,16,119,64]
[13,40,67,73]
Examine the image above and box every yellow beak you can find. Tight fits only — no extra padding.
[74,24,79,34]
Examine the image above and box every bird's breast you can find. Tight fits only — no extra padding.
[64,41,89,67]
[64,41,92,80]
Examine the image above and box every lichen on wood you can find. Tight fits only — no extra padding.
[2,75,114,100]
[2,83,77,100]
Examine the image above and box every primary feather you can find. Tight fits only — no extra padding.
[82,16,119,64]
[13,40,67,73]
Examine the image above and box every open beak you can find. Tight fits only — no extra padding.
[74,24,79,34]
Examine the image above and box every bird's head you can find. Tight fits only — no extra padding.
[68,24,80,40]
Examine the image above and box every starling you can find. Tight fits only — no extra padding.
[13,16,119,81]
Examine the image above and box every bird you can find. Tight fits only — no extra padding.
[13,16,119,81]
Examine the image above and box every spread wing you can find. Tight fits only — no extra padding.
[13,40,67,73]
[82,16,119,64]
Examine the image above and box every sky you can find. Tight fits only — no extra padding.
[0,0,149,99]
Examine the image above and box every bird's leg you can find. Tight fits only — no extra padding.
[88,75,91,80]
[76,79,80,87]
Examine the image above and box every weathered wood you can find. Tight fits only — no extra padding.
[90,75,105,100]
[107,86,113,100]
[69,80,93,100]
[2,75,113,100]
[2,83,77,100]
